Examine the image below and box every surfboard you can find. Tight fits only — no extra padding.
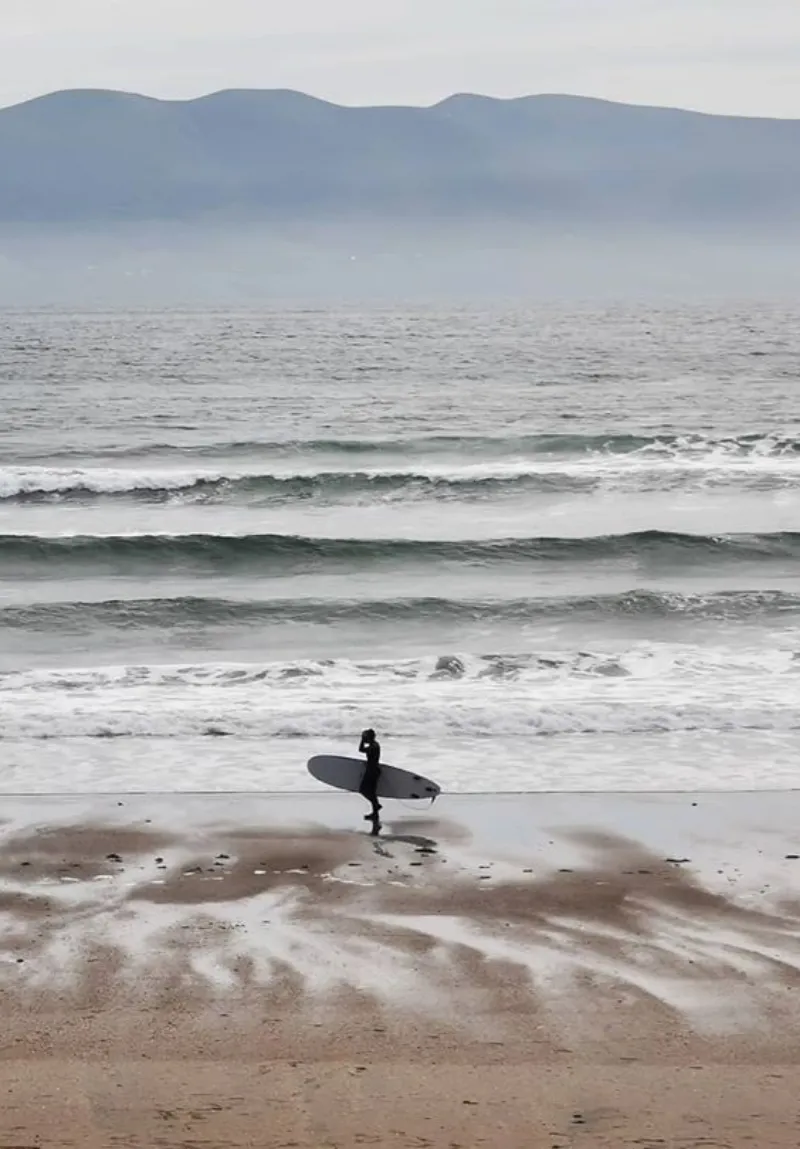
[307,755,440,802]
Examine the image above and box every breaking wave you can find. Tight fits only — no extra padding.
[21,430,800,464]
[3,589,800,631]
[1,529,798,575]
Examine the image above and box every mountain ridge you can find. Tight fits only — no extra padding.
[6,87,800,121]
[1,87,798,226]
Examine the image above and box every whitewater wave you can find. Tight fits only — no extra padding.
[0,465,591,504]
[1,646,796,695]
[1,696,797,741]
[3,589,800,631]
[1,529,797,574]
[2,648,797,754]
[4,452,800,504]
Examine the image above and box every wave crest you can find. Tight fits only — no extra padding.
[0,529,797,574]
[3,589,800,631]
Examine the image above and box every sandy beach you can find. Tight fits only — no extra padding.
[1,789,800,1147]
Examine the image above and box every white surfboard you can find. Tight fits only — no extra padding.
[307,755,440,802]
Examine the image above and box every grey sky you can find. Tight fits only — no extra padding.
[3,0,800,117]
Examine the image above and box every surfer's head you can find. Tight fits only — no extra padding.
[361,728,376,743]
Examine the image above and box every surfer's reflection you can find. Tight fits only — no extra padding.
[358,727,382,831]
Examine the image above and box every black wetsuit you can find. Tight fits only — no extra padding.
[359,739,381,815]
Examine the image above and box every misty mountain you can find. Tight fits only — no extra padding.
[1,88,799,228]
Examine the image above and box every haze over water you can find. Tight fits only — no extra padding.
[1,303,798,794]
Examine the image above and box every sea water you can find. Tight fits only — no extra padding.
[1,303,798,792]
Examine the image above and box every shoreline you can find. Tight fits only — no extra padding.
[2,790,800,1146]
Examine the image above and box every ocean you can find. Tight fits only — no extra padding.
[1,303,798,794]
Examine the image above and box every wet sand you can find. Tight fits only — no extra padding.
[1,790,800,1147]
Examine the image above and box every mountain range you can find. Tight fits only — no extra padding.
[1,88,799,227]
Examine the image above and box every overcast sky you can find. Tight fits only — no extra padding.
[3,0,800,117]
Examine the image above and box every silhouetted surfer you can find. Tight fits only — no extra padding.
[358,728,382,829]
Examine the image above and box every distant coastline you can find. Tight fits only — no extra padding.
[1,87,798,227]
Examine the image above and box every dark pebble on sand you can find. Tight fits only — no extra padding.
[106,853,123,863]
[558,868,573,874]
[786,855,800,860]
[216,854,230,860]
[155,857,164,864]
[666,857,691,864]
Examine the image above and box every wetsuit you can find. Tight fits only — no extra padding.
[359,738,381,817]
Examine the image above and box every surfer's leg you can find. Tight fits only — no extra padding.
[359,767,382,818]
[363,798,381,820]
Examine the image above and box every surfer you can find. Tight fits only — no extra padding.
[358,728,382,823]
